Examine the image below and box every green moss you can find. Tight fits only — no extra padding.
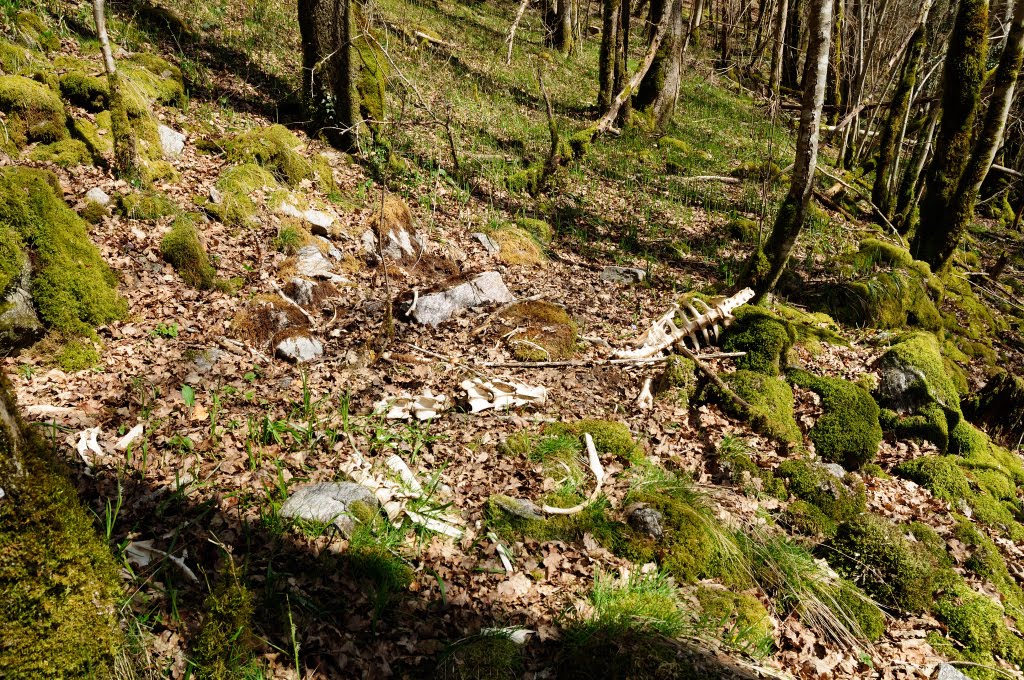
[544,419,642,460]
[436,632,523,680]
[788,369,882,469]
[653,354,697,407]
[0,167,124,337]
[71,114,112,158]
[0,226,24,294]
[708,370,802,446]
[0,74,67,148]
[206,163,279,226]
[118,189,177,220]
[956,519,1024,621]
[191,567,262,679]
[881,402,950,451]
[54,336,100,372]
[694,586,773,656]
[0,42,35,74]
[721,306,794,376]
[0,374,124,676]
[161,214,216,289]
[79,199,108,224]
[826,514,944,613]
[619,491,720,583]
[726,216,758,242]
[515,217,553,245]
[777,459,866,523]
[877,332,962,423]
[784,499,838,538]
[124,52,186,108]
[485,494,626,548]
[716,445,787,499]
[500,300,576,360]
[58,71,107,111]
[894,456,972,503]
[854,238,916,269]
[835,580,886,641]
[26,138,91,166]
[935,582,1011,661]
[12,10,59,51]
[487,225,546,266]
[217,125,330,189]
[354,40,387,140]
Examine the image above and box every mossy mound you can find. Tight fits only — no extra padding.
[715,443,787,500]
[71,114,113,158]
[0,74,67,149]
[485,224,546,266]
[880,402,950,451]
[721,306,794,376]
[934,581,1024,673]
[230,294,308,348]
[191,568,262,679]
[26,138,92,166]
[0,167,124,337]
[58,71,108,111]
[705,370,802,446]
[694,586,773,656]
[161,214,216,289]
[0,376,124,677]
[0,226,25,294]
[498,300,577,361]
[835,580,886,641]
[822,239,941,330]
[515,217,553,245]
[217,125,332,189]
[826,514,948,613]
[955,520,1024,621]
[726,216,758,242]
[893,456,972,503]
[206,163,279,226]
[10,10,59,51]
[118,189,178,220]
[787,369,881,470]
[653,354,698,407]
[620,492,721,583]
[122,52,187,110]
[783,499,838,538]
[776,459,865,525]
[436,632,523,680]
[485,494,625,548]
[544,419,642,460]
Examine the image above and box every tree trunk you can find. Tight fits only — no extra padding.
[599,0,622,112]
[615,0,631,123]
[933,0,1024,270]
[872,10,927,218]
[782,0,803,89]
[93,0,143,183]
[635,0,685,128]
[824,0,843,122]
[965,371,1024,449]
[893,104,939,234]
[747,0,834,300]
[555,0,575,53]
[299,0,360,150]
[683,0,706,50]
[769,0,789,96]
[910,0,989,268]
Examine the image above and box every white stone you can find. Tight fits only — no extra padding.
[276,201,303,219]
[411,271,514,326]
[208,186,223,205]
[473,232,500,254]
[85,187,111,206]
[157,124,185,158]
[279,482,378,535]
[304,209,334,229]
[294,245,346,282]
[274,335,324,363]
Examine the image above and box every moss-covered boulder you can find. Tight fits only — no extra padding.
[694,586,773,656]
[161,214,216,289]
[788,369,881,469]
[964,371,1024,450]
[58,71,108,111]
[26,138,91,167]
[485,223,546,266]
[933,581,1024,672]
[206,163,279,226]
[777,459,865,525]
[117,189,178,220]
[0,374,124,676]
[620,491,721,583]
[704,370,802,446]
[0,74,67,149]
[544,419,642,460]
[653,354,698,407]
[0,167,124,337]
[217,125,332,189]
[436,631,524,680]
[498,300,576,360]
[721,306,794,376]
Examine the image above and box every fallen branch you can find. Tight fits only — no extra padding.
[675,175,741,184]
[593,17,670,137]
[675,343,753,413]
[542,434,605,515]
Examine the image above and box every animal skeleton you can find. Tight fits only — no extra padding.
[615,288,754,359]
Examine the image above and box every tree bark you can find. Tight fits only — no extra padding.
[93,0,143,183]
[683,0,706,51]
[599,0,622,112]
[910,0,989,269]
[782,0,803,89]
[299,0,360,150]
[768,0,789,96]
[824,0,843,122]
[635,0,684,128]
[893,104,938,234]
[747,0,834,300]
[555,0,575,53]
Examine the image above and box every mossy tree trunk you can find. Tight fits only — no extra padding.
[769,0,789,96]
[554,0,575,53]
[872,8,927,218]
[747,0,834,300]
[893,104,939,234]
[0,373,124,676]
[615,0,631,123]
[910,0,989,269]
[634,0,684,129]
[782,0,803,89]
[934,0,1024,270]
[598,0,622,112]
[92,0,143,184]
[683,0,706,50]
[298,0,360,150]
[824,0,842,122]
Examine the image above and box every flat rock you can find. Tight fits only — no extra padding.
[933,664,971,680]
[279,482,378,536]
[362,227,427,263]
[85,187,111,206]
[601,266,646,284]
[157,124,186,158]
[275,335,324,363]
[294,245,345,282]
[304,209,334,235]
[473,232,500,254]
[491,495,543,520]
[287,277,316,307]
[822,463,847,480]
[411,271,514,326]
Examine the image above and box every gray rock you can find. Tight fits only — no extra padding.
[473,232,500,254]
[157,124,186,158]
[362,227,427,263]
[411,271,514,326]
[314,236,342,260]
[192,348,222,374]
[209,186,223,205]
[304,209,334,236]
[0,263,42,349]
[294,245,345,283]
[627,506,664,540]
[822,463,847,480]
[491,495,543,520]
[601,266,646,284]
[276,201,303,219]
[933,664,971,680]
[876,359,931,414]
[287,277,317,307]
[275,335,324,363]
[85,187,111,206]
[279,482,378,536]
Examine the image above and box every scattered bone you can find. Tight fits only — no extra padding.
[542,434,606,515]
[374,391,449,420]
[636,377,654,410]
[461,377,547,412]
[75,426,104,466]
[115,424,145,451]
[125,539,199,583]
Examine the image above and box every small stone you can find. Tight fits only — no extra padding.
[287,277,316,307]
[279,482,379,536]
[157,124,186,158]
[362,227,427,263]
[275,335,324,363]
[822,463,847,480]
[601,266,646,284]
[0,263,42,349]
[627,505,664,540]
[933,664,972,680]
[209,186,223,205]
[294,245,346,282]
[192,348,222,374]
[304,209,334,236]
[85,187,111,206]
[276,201,303,219]
[411,271,515,326]
[492,495,543,520]
[473,232,500,254]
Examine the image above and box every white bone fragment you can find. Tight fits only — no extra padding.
[482,627,535,644]
[115,424,145,451]
[125,540,199,583]
[461,378,547,412]
[76,427,104,465]
[386,454,424,493]
[637,377,654,410]
[406,510,464,539]
[542,434,606,515]
[489,531,515,573]
[373,391,449,420]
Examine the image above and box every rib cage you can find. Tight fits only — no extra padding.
[614,287,754,359]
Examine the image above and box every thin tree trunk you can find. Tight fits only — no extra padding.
[93,0,143,183]
[894,105,939,234]
[781,0,802,89]
[769,0,789,96]
[599,0,622,112]
[911,0,989,267]
[748,0,834,300]
[555,0,575,52]
[824,0,843,122]
[635,0,685,128]
[683,0,707,51]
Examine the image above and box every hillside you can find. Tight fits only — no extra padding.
[2,0,1024,679]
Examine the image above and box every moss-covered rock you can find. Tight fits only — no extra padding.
[880,402,950,451]
[620,491,721,584]
[826,514,946,613]
[788,369,882,469]
[835,580,886,641]
[721,306,794,376]
[26,138,91,166]
[498,300,576,360]
[206,163,279,226]
[706,370,803,446]
[715,443,787,500]
[11,10,59,52]
[0,74,67,149]
[436,631,523,680]
[217,125,331,189]
[515,217,553,245]
[58,71,107,111]
[0,374,124,677]
[935,581,1018,666]
[544,419,642,460]
[893,456,972,503]
[694,586,773,656]
[191,566,262,679]
[776,459,866,524]
[118,189,178,220]
[485,494,625,548]
[485,224,546,266]
[161,214,216,289]
[123,52,186,109]
[0,226,25,295]
[0,167,124,337]
[653,354,697,407]
[783,498,838,538]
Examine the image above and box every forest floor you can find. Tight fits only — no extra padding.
[5,1,1024,679]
